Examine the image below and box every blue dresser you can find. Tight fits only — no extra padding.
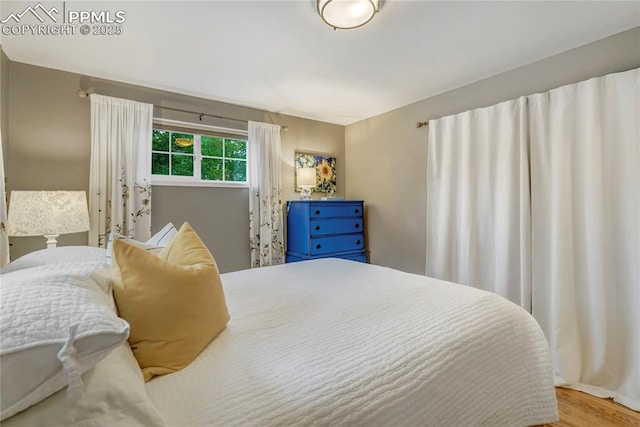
[286,200,366,263]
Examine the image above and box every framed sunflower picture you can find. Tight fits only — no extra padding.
[295,152,337,193]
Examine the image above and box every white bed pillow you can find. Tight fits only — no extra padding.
[146,223,177,246]
[105,223,176,264]
[2,343,166,427]
[0,246,107,275]
[0,264,130,420]
[0,246,112,294]
[105,234,162,264]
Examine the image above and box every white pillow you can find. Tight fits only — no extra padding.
[0,264,130,420]
[146,223,177,246]
[2,343,166,427]
[1,246,112,294]
[0,246,107,275]
[104,224,176,265]
[105,234,162,264]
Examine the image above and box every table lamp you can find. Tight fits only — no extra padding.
[297,168,316,200]
[7,191,90,249]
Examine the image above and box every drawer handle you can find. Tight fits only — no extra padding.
[315,225,321,231]
[315,209,321,215]
[356,240,361,245]
[316,244,322,250]
[355,208,360,214]
[355,223,360,229]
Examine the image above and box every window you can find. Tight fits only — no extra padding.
[151,129,247,186]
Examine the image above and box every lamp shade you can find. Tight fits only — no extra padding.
[7,191,90,237]
[317,0,379,30]
[297,168,316,188]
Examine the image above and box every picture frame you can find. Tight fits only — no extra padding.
[294,151,337,193]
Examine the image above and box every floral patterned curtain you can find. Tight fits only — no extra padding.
[248,121,284,267]
[88,94,153,247]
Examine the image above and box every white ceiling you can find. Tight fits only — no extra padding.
[1,1,638,125]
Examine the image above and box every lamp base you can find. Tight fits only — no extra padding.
[43,234,60,249]
[298,186,313,200]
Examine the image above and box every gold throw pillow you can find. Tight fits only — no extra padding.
[111,222,230,381]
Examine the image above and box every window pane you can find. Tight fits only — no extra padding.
[202,157,223,181]
[152,153,169,175]
[225,139,247,159]
[224,159,247,182]
[152,130,170,151]
[201,136,223,157]
[171,133,194,154]
[171,154,193,176]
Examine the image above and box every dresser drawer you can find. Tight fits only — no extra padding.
[311,234,364,255]
[310,218,363,236]
[309,204,362,219]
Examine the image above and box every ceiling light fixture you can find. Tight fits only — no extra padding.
[317,0,379,30]
[174,138,194,147]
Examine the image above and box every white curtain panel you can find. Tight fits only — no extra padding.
[89,94,153,247]
[426,97,532,310]
[529,69,639,409]
[0,131,9,266]
[248,121,284,267]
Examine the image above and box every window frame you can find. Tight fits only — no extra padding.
[151,120,249,188]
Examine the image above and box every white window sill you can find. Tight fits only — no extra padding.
[151,177,249,189]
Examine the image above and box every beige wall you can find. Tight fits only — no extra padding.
[346,27,640,275]
[5,60,345,271]
[1,47,7,167]
[7,60,92,256]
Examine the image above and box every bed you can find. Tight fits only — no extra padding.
[1,247,558,426]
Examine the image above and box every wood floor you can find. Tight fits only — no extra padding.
[538,388,640,426]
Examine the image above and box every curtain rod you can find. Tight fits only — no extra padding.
[77,90,288,131]
[416,121,430,128]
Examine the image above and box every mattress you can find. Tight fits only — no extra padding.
[145,258,558,426]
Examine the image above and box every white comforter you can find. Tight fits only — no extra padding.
[146,259,558,426]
